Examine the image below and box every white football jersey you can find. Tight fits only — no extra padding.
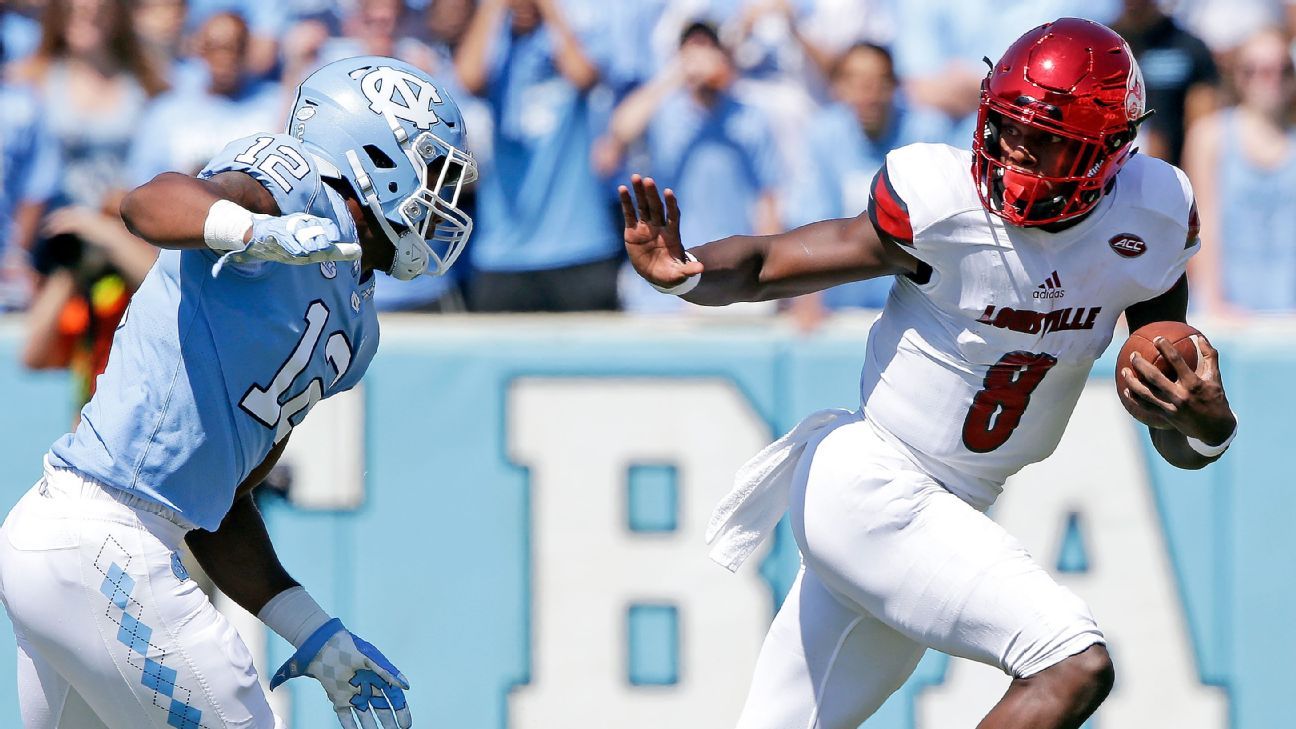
[860,143,1199,509]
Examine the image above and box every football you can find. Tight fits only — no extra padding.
[1116,320,1202,397]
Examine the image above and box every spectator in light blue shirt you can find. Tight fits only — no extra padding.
[0,83,61,310]
[1184,27,1296,316]
[601,20,781,313]
[787,43,949,313]
[456,0,623,312]
[1,3,41,65]
[126,12,283,185]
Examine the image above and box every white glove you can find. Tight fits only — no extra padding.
[269,618,412,729]
[213,213,361,276]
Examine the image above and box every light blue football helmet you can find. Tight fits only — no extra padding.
[288,56,477,280]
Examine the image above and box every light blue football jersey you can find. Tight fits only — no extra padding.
[49,133,380,530]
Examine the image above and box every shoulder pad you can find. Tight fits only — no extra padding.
[871,144,979,242]
[868,161,913,245]
[1121,154,1194,231]
[200,133,324,216]
[1111,155,1199,297]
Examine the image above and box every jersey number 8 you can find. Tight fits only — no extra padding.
[962,351,1058,453]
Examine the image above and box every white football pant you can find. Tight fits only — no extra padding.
[735,415,1104,729]
[0,463,283,729]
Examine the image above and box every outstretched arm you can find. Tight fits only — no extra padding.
[120,171,279,250]
[621,175,919,306]
[1121,275,1237,470]
[121,171,358,269]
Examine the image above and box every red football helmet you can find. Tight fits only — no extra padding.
[973,18,1148,226]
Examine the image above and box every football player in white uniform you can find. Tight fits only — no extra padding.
[622,18,1236,729]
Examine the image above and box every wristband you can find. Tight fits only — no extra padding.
[1185,413,1237,458]
[203,199,255,253]
[257,586,332,649]
[649,251,701,296]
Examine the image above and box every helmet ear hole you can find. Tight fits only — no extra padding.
[364,144,397,169]
[388,181,399,193]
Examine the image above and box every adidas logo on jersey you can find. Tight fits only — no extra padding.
[1033,271,1064,299]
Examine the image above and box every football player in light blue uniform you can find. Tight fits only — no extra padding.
[0,56,476,729]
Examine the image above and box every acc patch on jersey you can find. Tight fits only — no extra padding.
[1108,233,1146,258]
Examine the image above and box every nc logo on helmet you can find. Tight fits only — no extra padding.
[360,66,443,130]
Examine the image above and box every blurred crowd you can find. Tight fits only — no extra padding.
[3,0,1296,402]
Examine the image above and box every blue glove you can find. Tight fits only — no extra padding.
[213,213,361,276]
[269,619,412,729]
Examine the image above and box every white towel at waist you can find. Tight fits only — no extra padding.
[705,408,857,571]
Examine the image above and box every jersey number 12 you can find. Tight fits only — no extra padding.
[234,136,310,192]
[240,300,353,443]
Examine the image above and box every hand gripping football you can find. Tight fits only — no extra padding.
[1117,321,1201,382]
[1116,321,1203,426]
